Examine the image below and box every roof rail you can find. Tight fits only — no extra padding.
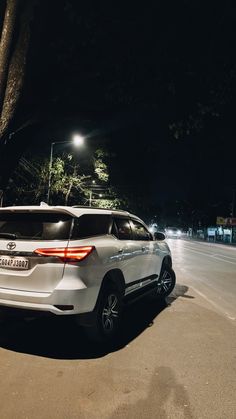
[72,205,127,212]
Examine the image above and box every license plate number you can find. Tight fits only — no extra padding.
[0,256,29,270]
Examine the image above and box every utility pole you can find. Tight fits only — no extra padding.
[89,190,92,207]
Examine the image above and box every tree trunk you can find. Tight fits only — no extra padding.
[65,181,74,206]
[0,0,35,142]
[0,0,18,112]
[64,165,78,205]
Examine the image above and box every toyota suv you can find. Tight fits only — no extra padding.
[0,205,175,341]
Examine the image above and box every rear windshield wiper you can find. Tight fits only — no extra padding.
[0,233,17,239]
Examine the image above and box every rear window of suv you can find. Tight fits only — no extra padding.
[71,214,111,239]
[0,212,72,241]
[112,218,132,240]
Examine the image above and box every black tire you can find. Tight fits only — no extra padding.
[149,265,176,300]
[83,285,123,342]
[157,265,176,297]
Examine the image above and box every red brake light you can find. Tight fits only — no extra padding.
[34,246,94,262]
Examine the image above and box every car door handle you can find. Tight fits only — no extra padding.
[118,249,123,254]
[141,247,146,252]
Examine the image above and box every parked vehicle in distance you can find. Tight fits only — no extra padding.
[0,205,176,341]
[165,227,182,239]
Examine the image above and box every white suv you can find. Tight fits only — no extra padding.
[0,205,175,340]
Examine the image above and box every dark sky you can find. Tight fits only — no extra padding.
[1,0,236,224]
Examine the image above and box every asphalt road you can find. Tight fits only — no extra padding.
[0,239,235,419]
[171,239,236,320]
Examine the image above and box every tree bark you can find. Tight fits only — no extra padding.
[65,181,74,206]
[0,0,35,142]
[0,0,18,112]
[64,165,78,205]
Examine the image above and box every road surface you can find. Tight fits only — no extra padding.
[171,238,236,320]
[0,239,235,419]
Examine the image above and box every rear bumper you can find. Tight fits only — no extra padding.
[0,286,99,315]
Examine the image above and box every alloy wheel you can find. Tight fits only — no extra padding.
[101,293,119,333]
[157,269,173,294]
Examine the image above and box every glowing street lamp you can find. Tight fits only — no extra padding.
[47,134,84,204]
[72,134,84,147]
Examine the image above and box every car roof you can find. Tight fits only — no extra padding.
[0,205,143,222]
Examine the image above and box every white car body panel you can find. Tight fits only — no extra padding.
[0,205,172,316]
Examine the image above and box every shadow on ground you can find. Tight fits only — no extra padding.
[109,366,194,419]
[0,284,192,360]
[167,284,194,302]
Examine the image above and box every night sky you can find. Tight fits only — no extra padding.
[1,0,236,225]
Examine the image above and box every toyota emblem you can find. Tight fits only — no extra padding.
[7,242,16,250]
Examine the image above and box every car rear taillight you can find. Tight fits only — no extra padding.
[34,246,94,262]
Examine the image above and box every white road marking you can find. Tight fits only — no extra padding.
[180,239,236,251]
[180,246,236,265]
[186,284,236,322]
[210,255,236,265]
[180,247,213,257]
[213,254,236,260]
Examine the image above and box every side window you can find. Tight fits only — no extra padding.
[71,214,111,239]
[111,221,119,238]
[131,219,152,241]
[113,218,132,240]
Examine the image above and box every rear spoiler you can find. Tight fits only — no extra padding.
[0,206,75,217]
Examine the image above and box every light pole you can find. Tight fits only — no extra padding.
[47,134,84,204]
[88,180,96,206]
[88,192,103,206]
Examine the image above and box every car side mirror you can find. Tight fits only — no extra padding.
[154,232,166,241]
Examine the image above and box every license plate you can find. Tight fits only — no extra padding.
[0,256,29,270]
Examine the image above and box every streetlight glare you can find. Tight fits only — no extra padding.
[73,134,84,147]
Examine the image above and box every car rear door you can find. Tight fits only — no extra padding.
[130,218,156,280]
[111,217,142,286]
[0,211,72,293]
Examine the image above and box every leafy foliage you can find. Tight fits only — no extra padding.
[6,149,125,208]
[93,149,109,183]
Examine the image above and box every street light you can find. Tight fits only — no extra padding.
[47,134,84,204]
[88,181,96,206]
[72,134,84,147]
